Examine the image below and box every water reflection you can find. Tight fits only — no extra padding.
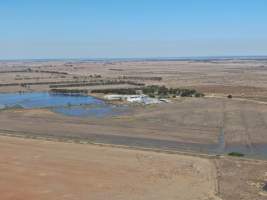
[0,92,127,118]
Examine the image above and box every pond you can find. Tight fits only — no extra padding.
[0,92,127,118]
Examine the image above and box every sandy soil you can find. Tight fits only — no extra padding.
[0,136,220,200]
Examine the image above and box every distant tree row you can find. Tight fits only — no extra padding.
[91,85,205,98]
[73,74,102,79]
[120,76,162,81]
[49,80,144,88]
[0,69,68,75]
[91,88,139,95]
[0,80,94,87]
[142,85,204,97]
[0,79,144,88]
[50,89,88,94]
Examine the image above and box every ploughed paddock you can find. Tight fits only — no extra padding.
[1,136,267,200]
[0,136,220,200]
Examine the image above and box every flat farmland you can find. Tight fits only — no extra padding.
[1,59,267,199]
[1,136,267,200]
[1,59,267,99]
[0,96,266,158]
[0,136,220,200]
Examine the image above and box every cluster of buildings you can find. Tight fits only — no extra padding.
[104,94,170,105]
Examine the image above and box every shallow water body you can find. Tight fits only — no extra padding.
[0,92,127,118]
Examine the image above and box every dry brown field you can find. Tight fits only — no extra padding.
[1,59,267,99]
[0,136,220,200]
[0,59,267,199]
[0,136,267,200]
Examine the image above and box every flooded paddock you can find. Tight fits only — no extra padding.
[0,92,127,118]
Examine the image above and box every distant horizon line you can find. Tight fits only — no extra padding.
[1,55,267,62]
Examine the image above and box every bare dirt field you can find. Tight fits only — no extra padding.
[215,157,267,200]
[0,136,220,200]
[1,136,267,200]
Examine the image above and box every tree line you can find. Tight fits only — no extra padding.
[91,85,204,98]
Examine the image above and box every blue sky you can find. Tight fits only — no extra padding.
[0,0,267,59]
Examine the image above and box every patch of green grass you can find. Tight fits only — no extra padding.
[228,152,245,157]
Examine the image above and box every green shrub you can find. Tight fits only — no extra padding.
[228,152,244,157]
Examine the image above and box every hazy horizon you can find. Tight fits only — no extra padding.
[2,55,267,62]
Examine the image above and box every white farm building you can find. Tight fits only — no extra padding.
[104,95,161,105]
